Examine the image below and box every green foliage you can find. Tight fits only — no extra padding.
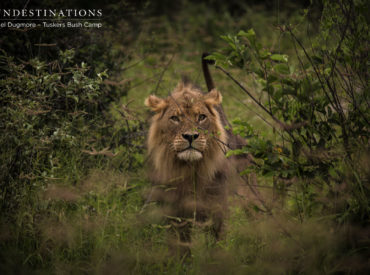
[0,49,143,214]
[209,0,370,223]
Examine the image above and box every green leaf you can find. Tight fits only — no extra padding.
[259,49,271,59]
[220,34,238,50]
[238,29,255,39]
[238,29,256,45]
[270,54,288,63]
[206,53,228,66]
[274,64,290,75]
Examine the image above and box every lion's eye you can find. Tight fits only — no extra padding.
[198,114,207,122]
[170,115,180,122]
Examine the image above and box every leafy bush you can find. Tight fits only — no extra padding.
[0,49,144,214]
[209,0,369,223]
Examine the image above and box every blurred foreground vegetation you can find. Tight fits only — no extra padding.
[0,0,369,274]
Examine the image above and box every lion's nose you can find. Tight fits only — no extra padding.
[182,132,199,144]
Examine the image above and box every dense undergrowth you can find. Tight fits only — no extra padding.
[0,0,369,274]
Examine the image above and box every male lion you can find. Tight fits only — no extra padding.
[144,54,249,242]
[145,82,230,240]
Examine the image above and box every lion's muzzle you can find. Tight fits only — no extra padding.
[175,131,204,162]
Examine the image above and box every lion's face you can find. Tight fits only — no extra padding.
[164,95,215,162]
[145,83,227,166]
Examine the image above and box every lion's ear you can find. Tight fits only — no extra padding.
[204,89,222,106]
[144,95,168,112]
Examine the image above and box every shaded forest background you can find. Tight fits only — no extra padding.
[0,0,369,274]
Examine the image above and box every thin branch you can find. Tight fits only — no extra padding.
[216,66,275,120]
[154,54,175,95]
[215,65,302,136]
[122,58,145,72]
